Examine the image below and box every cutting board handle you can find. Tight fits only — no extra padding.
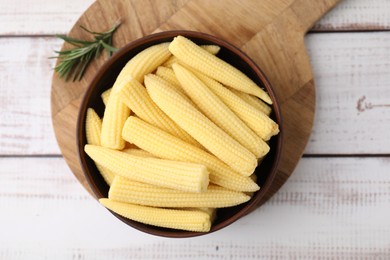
[292,0,342,34]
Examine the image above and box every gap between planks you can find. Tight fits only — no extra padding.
[303,154,390,158]
[0,28,388,39]
[2,28,388,38]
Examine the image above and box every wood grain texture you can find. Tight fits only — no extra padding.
[0,0,93,35]
[1,0,389,36]
[51,0,340,199]
[306,32,390,154]
[2,33,389,155]
[0,37,62,155]
[1,157,390,258]
[313,0,390,31]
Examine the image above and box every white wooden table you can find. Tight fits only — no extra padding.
[1,0,390,258]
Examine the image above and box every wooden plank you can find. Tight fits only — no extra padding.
[0,0,93,35]
[0,37,61,155]
[305,32,390,154]
[1,32,389,155]
[1,157,390,258]
[314,0,390,31]
[0,0,389,36]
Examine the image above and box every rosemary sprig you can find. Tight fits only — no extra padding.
[52,19,121,81]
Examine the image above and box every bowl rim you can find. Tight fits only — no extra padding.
[76,30,283,238]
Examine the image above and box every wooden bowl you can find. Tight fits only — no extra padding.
[77,30,283,238]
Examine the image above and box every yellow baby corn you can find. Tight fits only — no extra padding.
[200,45,221,55]
[230,89,272,116]
[85,108,102,146]
[181,207,217,224]
[194,72,279,141]
[156,66,197,105]
[122,116,259,192]
[145,74,257,176]
[115,42,171,84]
[100,198,211,232]
[101,88,112,106]
[162,56,179,68]
[168,35,272,104]
[173,63,269,158]
[85,108,115,185]
[163,44,220,68]
[109,176,250,208]
[100,92,130,149]
[91,165,116,187]
[119,78,199,147]
[192,208,216,223]
[155,66,182,91]
[101,41,171,146]
[245,174,258,197]
[84,145,209,192]
[121,148,155,158]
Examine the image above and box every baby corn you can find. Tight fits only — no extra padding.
[195,72,279,141]
[109,176,250,208]
[85,145,209,192]
[145,74,257,176]
[169,35,272,104]
[155,66,182,91]
[100,92,130,149]
[100,43,171,149]
[115,42,171,84]
[100,198,211,232]
[85,108,102,146]
[119,78,200,147]
[121,148,155,158]
[163,44,221,68]
[101,41,172,149]
[173,63,269,158]
[85,108,115,185]
[196,208,217,223]
[122,116,259,192]
[230,89,272,116]
[101,88,112,106]
[200,45,221,55]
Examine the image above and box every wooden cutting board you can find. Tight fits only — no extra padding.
[51,0,341,201]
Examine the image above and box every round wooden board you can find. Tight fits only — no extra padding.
[51,0,341,201]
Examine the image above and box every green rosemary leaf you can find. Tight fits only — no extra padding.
[55,35,91,46]
[95,43,103,59]
[53,19,121,82]
[101,41,119,53]
[78,51,95,81]
[107,36,114,56]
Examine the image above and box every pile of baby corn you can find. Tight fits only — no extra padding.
[84,35,279,232]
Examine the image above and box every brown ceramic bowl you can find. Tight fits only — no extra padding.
[77,31,283,238]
